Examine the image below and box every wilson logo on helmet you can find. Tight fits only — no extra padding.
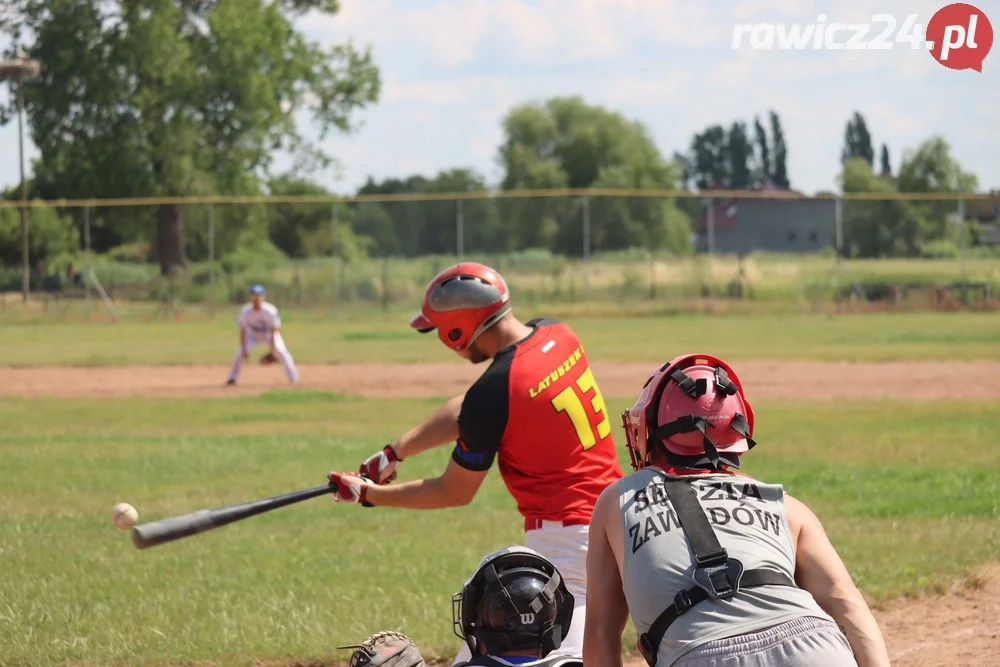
[452,546,574,656]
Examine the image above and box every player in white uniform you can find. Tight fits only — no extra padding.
[226,284,299,386]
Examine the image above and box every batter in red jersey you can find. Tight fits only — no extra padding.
[326,262,623,661]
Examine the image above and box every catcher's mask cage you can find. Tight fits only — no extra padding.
[409,262,511,351]
[451,546,574,656]
[622,354,756,472]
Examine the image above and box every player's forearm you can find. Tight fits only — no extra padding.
[364,476,472,510]
[817,584,891,667]
[582,627,623,667]
[390,395,463,459]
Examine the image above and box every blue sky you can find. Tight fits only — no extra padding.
[1,0,997,195]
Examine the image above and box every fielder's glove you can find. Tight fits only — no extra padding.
[259,351,278,365]
[339,631,425,667]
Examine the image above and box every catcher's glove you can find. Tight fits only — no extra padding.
[259,351,278,365]
[339,631,425,667]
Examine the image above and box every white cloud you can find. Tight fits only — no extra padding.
[308,0,738,67]
[599,70,696,107]
[306,0,491,68]
[383,78,468,104]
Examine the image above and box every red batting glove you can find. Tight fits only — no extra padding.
[359,445,401,485]
[328,471,373,506]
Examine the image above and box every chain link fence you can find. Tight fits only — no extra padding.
[1,191,998,318]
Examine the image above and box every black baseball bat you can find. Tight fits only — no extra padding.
[130,483,335,550]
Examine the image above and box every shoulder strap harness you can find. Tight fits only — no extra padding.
[637,478,796,667]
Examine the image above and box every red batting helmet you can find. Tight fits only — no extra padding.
[622,354,756,472]
[410,262,512,351]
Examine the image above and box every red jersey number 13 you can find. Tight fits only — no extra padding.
[551,367,612,450]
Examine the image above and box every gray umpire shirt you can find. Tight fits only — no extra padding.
[618,468,836,666]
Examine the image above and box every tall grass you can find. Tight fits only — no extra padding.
[32,250,1000,312]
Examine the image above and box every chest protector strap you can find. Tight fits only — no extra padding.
[637,479,796,667]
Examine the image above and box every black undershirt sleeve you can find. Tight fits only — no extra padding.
[451,355,512,471]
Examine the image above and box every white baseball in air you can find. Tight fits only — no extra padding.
[112,503,139,530]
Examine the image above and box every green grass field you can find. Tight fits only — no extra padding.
[2,391,999,665]
[2,309,1000,665]
[3,309,1000,366]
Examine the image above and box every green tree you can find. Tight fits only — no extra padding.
[499,97,670,190]
[840,138,979,258]
[267,176,369,259]
[588,160,691,255]
[356,168,498,256]
[769,111,790,188]
[688,120,757,191]
[0,204,77,270]
[897,137,977,193]
[879,143,892,178]
[842,111,875,167]
[351,202,400,257]
[3,0,379,276]
[689,125,728,189]
[753,115,771,187]
[726,121,753,190]
[498,96,686,254]
[0,183,77,272]
[672,151,692,189]
[897,136,978,247]
[840,158,927,257]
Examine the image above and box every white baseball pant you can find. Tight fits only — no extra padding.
[452,522,588,663]
[227,331,299,383]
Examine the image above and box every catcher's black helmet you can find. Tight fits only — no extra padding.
[452,546,574,656]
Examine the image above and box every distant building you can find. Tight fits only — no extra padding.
[692,184,837,254]
[963,193,1000,224]
[980,224,1000,246]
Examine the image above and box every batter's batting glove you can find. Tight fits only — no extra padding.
[329,471,374,507]
[359,445,402,485]
[338,631,425,667]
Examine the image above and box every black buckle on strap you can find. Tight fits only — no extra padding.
[695,548,729,568]
[692,558,745,600]
[670,370,708,398]
[715,366,738,395]
[672,589,693,615]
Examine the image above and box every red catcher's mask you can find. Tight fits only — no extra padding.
[622,354,755,471]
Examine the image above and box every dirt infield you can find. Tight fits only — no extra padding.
[620,567,1000,667]
[875,566,1000,666]
[4,359,1000,400]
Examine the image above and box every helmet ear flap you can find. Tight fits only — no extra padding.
[448,328,463,342]
[540,620,560,653]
